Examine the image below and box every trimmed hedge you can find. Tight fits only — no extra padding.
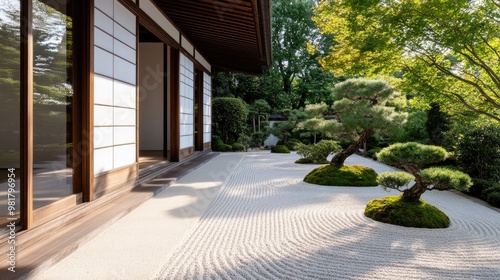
[285,140,301,151]
[212,136,232,152]
[232,143,246,152]
[271,145,290,153]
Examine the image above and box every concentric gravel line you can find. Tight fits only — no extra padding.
[155,153,500,279]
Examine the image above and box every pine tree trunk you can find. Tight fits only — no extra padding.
[401,165,427,202]
[401,185,427,202]
[330,130,373,166]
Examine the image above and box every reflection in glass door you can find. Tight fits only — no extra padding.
[0,0,21,230]
[32,0,74,209]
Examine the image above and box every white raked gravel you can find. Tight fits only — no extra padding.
[156,152,500,280]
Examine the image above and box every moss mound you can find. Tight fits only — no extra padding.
[364,195,450,228]
[304,164,378,186]
[271,145,290,153]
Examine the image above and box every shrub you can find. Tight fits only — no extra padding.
[469,178,499,198]
[232,143,246,152]
[309,140,341,163]
[250,131,266,147]
[285,140,301,151]
[468,178,491,197]
[221,144,232,152]
[482,185,500,208]
[455,123,500,181]
[271,145,290,153]
[391,110,429,143]
[304,164,378,186]
[212,97,249,144]
[364,195,450,228]
[211,136,224,151]
[212,136,232,152]
[367,147,382,160]
[295,140,341,164]
[481,180,500,208]
[295,158,313,164]
[295,143,312,160]
[237,134,251,150]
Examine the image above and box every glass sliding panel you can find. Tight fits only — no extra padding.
[0,0,21,230]
[32,0,74,209]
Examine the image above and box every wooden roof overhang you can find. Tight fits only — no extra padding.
[153,0,272,75]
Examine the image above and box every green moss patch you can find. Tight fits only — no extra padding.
[304,164,378,186]
[364,195,450,228]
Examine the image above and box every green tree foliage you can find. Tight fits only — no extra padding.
[1,2,73,163]
[295,140,341,164]
[212,97,249,144]
[454,123,500,181]
[271,0,337,109]
[269,108,308,143]
[392,110,429,144]
[426,104,451,146]
[212,72,267,104]
[297,103,331,144]
[314,78,407,166]
[377,142,472,201]
[249,99,271,133]
[0,3,21,156]
[313,0,500,122]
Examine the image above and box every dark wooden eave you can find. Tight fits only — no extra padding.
[153,0,272,75]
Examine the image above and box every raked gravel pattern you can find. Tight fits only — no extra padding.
[156,153,500,279]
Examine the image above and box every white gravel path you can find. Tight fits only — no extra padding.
[155,152,500,280]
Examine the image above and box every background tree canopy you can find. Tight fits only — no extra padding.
[313,0,500,122]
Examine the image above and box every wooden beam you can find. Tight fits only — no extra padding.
[169,48,180,162]
[20,0,34,229]
[82,0,95,202]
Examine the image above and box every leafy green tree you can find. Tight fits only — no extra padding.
[314,78,407,166]
[391,110,429,144]
[271,0,337,109]
[295,140,341,164]
[454,123,500,181]
[314,0,500,122]
[426,103,451,146]
[212,97,249,144]
[297,103,329,144]
[377,142,472,202]
[212,72,265,104]
[269,108,308,143]
[249,99,271,133]
[0,3,21,155]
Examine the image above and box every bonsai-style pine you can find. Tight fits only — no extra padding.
[365,142,472,228]
[303,78,407,186]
